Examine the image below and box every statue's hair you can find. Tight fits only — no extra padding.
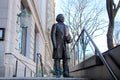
[56,14,64,22]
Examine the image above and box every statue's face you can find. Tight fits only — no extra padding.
[56,14,64,23]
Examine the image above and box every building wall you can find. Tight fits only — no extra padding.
[35,0,47,31]
[4,0,36,77]
[0,0,55,77]
[35,0,55,76]
[0,0,9,76]
[45,0,55,76]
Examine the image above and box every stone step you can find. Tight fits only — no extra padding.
[0,77,89,80]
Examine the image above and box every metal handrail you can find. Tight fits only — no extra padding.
[71,29,118,80]
[5,53,36,77]
[36,53,44,77]
[71,30,84,51]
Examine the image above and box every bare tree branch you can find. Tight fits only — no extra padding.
[60,0,106,47]
[114,1,120,16]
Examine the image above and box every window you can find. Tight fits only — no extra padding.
[34,29,37,62]
[18,25,22,53]
[17,1,29,56]
[34,26,38,62]
[0,28,5,41]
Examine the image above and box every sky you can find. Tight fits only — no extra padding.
[55,0,120,53]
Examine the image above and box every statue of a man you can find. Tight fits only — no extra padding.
[51,14,72,77]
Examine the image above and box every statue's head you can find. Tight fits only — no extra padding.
[56,14,64,23]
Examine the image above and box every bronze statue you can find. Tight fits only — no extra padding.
[51,14,72,77]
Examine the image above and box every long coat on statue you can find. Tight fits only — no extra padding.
[51,20,72,59]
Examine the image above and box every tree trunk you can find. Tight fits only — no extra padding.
[106,0,120,49]
[107,21,114,49]
[106,0,114,49]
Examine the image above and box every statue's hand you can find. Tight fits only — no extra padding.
[65,34,72,43]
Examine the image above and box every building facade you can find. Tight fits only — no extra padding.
[0,0,55,77]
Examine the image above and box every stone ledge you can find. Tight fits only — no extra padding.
[0,77,89,80]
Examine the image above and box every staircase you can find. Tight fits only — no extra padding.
[70,29,120,80]
[3,29,120,80]
[0,77,89,80]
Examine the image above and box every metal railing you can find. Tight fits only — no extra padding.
[36,53,44,77]
[70,29,118,80]
[5,53,36,77]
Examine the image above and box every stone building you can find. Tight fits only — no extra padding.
[0,0,55,77]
